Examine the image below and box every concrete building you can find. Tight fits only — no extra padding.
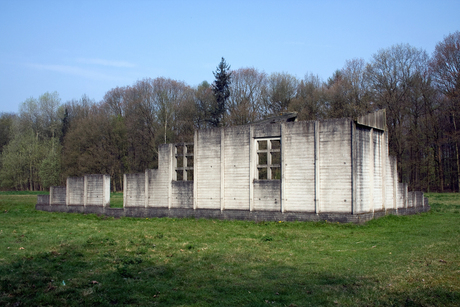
[36,110,429,223]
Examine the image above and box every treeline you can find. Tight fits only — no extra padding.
[1,32,459,192]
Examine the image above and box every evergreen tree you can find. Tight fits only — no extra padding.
[211,57,232,127]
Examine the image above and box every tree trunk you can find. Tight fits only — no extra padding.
[438,145,444,192]
[453,114,460,192]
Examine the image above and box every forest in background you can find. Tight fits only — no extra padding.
[0,31,458,193]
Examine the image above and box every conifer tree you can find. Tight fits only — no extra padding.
[211,57,232,127]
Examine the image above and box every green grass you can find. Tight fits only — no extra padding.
[0,192,459,306]
[110,192,123,208]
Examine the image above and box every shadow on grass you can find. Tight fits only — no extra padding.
[1,242,459,307]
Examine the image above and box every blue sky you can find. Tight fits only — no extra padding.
[0,0,459,113]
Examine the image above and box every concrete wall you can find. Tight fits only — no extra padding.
[124,173,145,207]
[147,144,173,208]
[319,119,352,213]
[66,177,84,206]
[223,125,250,210]
[50,186,66,205]
[195,128,221,209]
[39,110,428,223]
[85,174,110,206]
[281,121,316,212]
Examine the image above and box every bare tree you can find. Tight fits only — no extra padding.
[264,72,298,115]
[430,31,460,192]
[226,67,267,125]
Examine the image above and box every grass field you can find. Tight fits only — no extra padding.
[0,192,459,306]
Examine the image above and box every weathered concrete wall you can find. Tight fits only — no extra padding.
[373,130,384,212]
[85,174,110,206]
[195,128,221,209]
[223,125,250,210]
[355,125,371,213]
[319,119,352,213]
[253,180,281,211]
[356,109,386,130]
[147,144,173,208]
[37,194,50,206]
[50,186,66,205]
[282,121,316,212]
[66,177,84,206]
[36,203,430,223]
[39,110,428,223]
[124,173,145,207]
[172,181,193,208]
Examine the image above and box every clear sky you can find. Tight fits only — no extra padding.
[0,0,459,113]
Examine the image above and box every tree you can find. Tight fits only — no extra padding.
[211,57,232,127]
[226,67,267,125]
[0,113,16,154]
[195,81,215,129]
[430,31,460,192]
[290,73,326,121]
[366,44,429,182]
[264,72,298,115]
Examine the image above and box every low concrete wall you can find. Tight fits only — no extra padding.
[35,202,430,224]
[50,186,66,205]
[124,173,146,207]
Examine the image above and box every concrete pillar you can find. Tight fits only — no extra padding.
[381,131,386,210]
[280,123,286,213]
[83,175,88,207]
[144,169,149,208]
[351,122,357,214]
[123,174,127,208]
[392,157,397,211]
[369,128,374,215]
[168,144,174,210]
[249,126,255,211]
[314,120,320,214]
[193,131,198,210]
[220,128,225,211]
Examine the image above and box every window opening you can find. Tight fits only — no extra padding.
[256,138,281,180]
[175,143,193,181]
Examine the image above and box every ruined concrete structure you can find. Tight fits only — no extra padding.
[36,110,429,223]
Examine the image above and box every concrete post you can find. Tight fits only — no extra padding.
[220,128,225,211]
[84,175,88,207]
[168,144,174,210]
[351,121,357,214]
[193,131,198,210]
[280,123,286,213]
[144,169,149,208]
[314,120,320,214]
[123,174,127,208]
[369,128,374,215]
[249,126,255,212]
[381,131,386,210]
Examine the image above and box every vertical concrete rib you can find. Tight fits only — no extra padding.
[122,174,126,208]
[370,128,374,215]
[168,144,173,210]
[144,169,149,208]
[193,131,197,210]
[66,177,69,206]
[280,123,285,213]
[393,157,397,211]
[220,128,225,211]
[84,175,88,207]
[314,120,320,214]
[351,121,357,215]
[381,131,386,210]
[249,126,254,212]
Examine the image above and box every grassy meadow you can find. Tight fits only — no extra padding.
[0,192,459,306]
